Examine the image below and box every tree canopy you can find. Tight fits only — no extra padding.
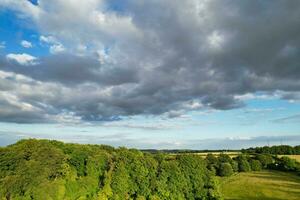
[0,139,222,200]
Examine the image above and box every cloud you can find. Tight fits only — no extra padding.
[184,135,300,150]
[0,0,40,19]
[0,1,300,123]
[39,35,57,44]
[0,41,5,49]
[6,53,38,66]
[1,131,299,149]
[21,40,33,48]
[271,114,300,124]
[49,44,65,54]
[39,35,66,54]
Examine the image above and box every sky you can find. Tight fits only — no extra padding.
[0,0,300,149]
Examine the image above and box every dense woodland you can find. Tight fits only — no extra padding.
[0,139,222,200]
[0,139,299,200]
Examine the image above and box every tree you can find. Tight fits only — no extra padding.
[256,154,273,168]
[0,139,223,200]
[277,156,297,171]
[231,160,239,172]
[218,153,232,163]
[235,155,251,172]
[206,154,218,175]
[218,163,233,177]
[250,160,262,171]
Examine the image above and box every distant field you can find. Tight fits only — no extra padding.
[174,153,300,161]
[170,151,241,157]
[278,155,300,162]
[191,152,241,156]
[219,171,300,200]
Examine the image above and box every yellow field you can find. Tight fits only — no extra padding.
[173,153,300,161]
[278,155,300,162]
[190,152,241,156]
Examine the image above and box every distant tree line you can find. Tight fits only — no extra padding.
[207,152,300,178]
[241,145,300,155]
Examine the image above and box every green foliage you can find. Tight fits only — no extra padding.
[236,155,251,172]
[218,153,232,163]
[231,160,239,172]
[242,145,299,155]
[218,163,234,177]
[255,154,273,168]
[276,156,298,172]
[206,153,218,175]
[250,160,262,171]
[0,139,222,200]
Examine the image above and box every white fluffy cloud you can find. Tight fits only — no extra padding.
[49,44,65,54]
[6,53,38,66]
[21,40,33,48]
[39,35,66,54]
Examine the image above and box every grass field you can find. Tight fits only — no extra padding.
[219,170,300,200]
[278,155,300,162]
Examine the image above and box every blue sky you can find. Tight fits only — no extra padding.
[0,0,299,149]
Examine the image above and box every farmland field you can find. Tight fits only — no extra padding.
[278,155,300,162]
[170,151,241,158]
[219,170,300,200]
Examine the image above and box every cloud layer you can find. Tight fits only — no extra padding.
[0,0,300,123]
[1,130,299,149]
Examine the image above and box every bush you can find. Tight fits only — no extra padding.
[250,160,262,171]
[218,163,233,177]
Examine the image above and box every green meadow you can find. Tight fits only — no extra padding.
[219,170,300,200]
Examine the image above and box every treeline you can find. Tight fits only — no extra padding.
[206,153,300,177]
[242,145,300,155]
[0,139,222,200]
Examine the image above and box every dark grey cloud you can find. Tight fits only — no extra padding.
[1,54,139,85]
[0,0,300,123]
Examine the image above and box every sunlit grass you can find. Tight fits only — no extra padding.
[219,170,300,200]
